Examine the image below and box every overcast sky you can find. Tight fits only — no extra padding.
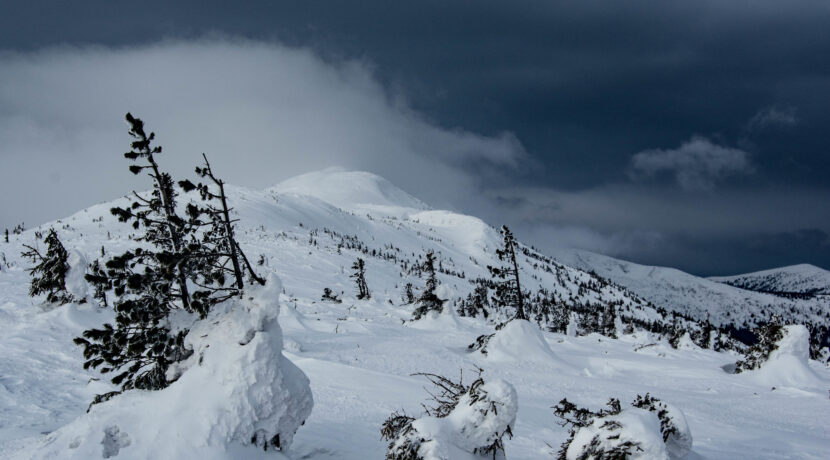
[1,1,829,276]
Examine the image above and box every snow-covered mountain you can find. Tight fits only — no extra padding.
[555,249,830,329]
[1,169,828,459]
[709,264,830,296]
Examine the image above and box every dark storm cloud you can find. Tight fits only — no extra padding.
[1,1,829,275]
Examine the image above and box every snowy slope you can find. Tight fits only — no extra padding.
[555,249,830,328]
[1,169,829,459]
[710,264,830,296]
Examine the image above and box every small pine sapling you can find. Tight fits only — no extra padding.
[21,228,73,304]
[321,287,342,303]
[411,251,446,320]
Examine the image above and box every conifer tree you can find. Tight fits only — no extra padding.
[734,317,785,373]
[179,153,264,292]
[487,225,527,321]
[601,303,617,338]
[401,282,415,305]
[21,228,73,304]
[351,257,371,299]
[74,113,248,404]
[411,251,445,320]
[3,228,8,243]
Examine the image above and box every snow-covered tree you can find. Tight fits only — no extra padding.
[351,257,371,299]
[488,226,527,321]
[75,114,259,404]
[321,287,342,303]
[402,282,416,305]
[734,317,785,373]
[381,371,517,459]
[21,228,73,304]
[631,394,693,459]
[601,303,617,339]
[411,251,445,320]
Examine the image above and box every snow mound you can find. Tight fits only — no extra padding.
[750,325,823,388]
[477,319,566,365]
[567,408,668,460]
[392,379,518,460]
[632,395,693,459]
[65,250,90,303]
[29,274,313,459]
[270,168,429,212]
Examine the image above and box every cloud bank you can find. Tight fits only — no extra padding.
[1,38,828,275]
[0,38,526,230]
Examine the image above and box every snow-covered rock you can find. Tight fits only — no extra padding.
[28,274,313,459]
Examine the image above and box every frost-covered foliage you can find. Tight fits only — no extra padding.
[21,228,73,305]
[381,372,517,460]
[553,395,691,460]
[411,251,446,320]
[30,274,313,459]
[735,319,785,373]
[631,394,692,459]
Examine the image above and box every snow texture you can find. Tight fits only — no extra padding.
[566,408,668,460]
[24,274,313,459]
[394,379,518,460]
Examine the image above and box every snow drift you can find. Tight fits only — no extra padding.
[747,324,823,388]
[28,274,313,459]
[473,319,566,365]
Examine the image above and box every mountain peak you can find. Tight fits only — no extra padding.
[268,168,429,212]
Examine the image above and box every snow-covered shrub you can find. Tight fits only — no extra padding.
[631,394,692,459]
[381,371,517,460]
[32,274,313,459]
[734,320,785,373]
[21,228,74,305]
[553,397,675,460]
[321,287,342,303]
[468,319,564,364]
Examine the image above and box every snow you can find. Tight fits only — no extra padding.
[269,168,429,215]
[566,407,668,460]
[556,249,830,328]
[0,169,828,459]
[745,325,823,389]
[710,264,830,295]
[474,319,568,367]
[398,378,518,460]
[18,274,313,460]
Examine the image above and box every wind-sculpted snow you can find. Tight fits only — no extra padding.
[24,274,312,460]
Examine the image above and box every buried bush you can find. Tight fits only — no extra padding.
[381,370,517,459]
